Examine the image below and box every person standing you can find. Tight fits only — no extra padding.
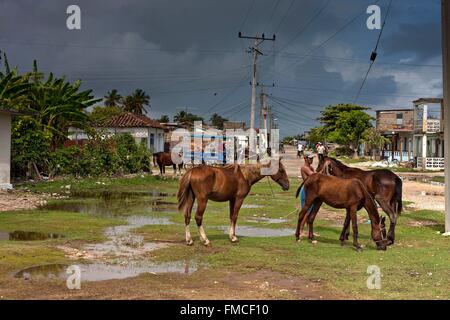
[297,143,304,158]
[317,142,326,162]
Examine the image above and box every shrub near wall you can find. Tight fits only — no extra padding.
[49,133,152,177]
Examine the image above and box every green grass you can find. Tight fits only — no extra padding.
[0,210,124,274]
[17,173,178,194]
[3,174,450,299]
[431,176,445,184]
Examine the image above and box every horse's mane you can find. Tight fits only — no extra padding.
[327,157,349,170]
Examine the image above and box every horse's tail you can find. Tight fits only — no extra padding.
[395,175,403,215]
[295,180,306,199]
[152,152,159,167]
[177,170,194,212]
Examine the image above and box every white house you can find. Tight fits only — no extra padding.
[69,112,166,152]
[0,108,33,189]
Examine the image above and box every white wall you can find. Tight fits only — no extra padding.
[0,113,12,189]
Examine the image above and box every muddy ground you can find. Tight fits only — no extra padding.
[0,146,448,300]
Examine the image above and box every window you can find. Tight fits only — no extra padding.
[396,113,403,125]
[150,133,155,149]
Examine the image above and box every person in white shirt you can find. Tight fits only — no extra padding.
[317,142,326,162]
[297,143,304,158]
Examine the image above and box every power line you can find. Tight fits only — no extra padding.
[277,0,382,74]
[239,0,257,31]
[277,0,331,54]
[354,0,393,103]
[273,0,296,34]
[263,0,281,33]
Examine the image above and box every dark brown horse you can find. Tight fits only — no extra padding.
[177,160,289,246]
[153,152,183,175]
[316,156,402,244]
[295,173,388,251]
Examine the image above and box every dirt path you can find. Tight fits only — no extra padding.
[0,190,48,212]
[0,268,344,300]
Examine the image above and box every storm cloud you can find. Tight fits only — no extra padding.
[0,0,443,136]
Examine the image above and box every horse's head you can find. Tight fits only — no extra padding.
[269,160,289,191]
[316,157,331,174]
[316,157,343,177]
[372,216,388,251]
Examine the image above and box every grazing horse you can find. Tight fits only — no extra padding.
[153,152,183,175]
[316,156,402,244]
[295,173,388,251]
[177,160,289,246]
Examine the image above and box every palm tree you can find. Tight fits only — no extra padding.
[28,73,100,147]
[0,72,31,109]
[104,89,122,107]
[122,89,150,114]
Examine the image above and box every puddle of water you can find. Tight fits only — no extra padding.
[14,260,197,282]
[241,204,264,209]
[217,226,294,237]
[42,199,177,216]
[0,231,64,241]
[68,190,175,199]
[82,215,174,258]
[246,217,287,224]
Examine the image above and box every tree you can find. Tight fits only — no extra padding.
[158,115,170,123]
[0,72,31,109]
[305,127,327,145]
[333,110,374,158]
[122,89,150,114]
[173,110,203,127]
[90,105,123,126]
[362,127,390,159]
[319,104,369,136]
[27,73,100,148]
[104,89,122,107]
[210,113,228,130]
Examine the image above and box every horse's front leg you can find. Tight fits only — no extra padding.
[376,197,397,245]
[349,207,362,251]
[195,198,210,246]
[229,198,244,243]
[340,209,351,245]
[306,200,322,242]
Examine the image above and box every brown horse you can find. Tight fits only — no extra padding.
[295,173,388,251]
[177,160,289,246]
[153,152,183,175]
[316,156,402,244]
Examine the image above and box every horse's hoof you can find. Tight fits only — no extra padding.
[203,241,211,246]
[311,240,318,245]
[230,237,239,243]
[186,239,194,246]
[355,246,363,252]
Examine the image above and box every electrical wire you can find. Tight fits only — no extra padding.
[354,0,393,103]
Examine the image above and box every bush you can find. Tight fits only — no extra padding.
[48,133,152,177]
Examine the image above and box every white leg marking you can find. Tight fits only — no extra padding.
[185,225,193,246]
[198,226,210,246]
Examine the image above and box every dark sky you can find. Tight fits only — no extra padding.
[0,0,443,136]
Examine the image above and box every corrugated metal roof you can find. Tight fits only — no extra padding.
[106,112,164,129]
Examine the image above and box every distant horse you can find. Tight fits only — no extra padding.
[177,160,289,246]
[295,173,388,251]
[153,152,183,175]
[316,156,402,244]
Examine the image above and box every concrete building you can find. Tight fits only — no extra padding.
[376,109,414,161]
[69,112,166,152]
[412,98,444,170]
[0,108,34,189]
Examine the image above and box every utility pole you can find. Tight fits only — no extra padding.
[442,0,450,234]
[238,32,275,161]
